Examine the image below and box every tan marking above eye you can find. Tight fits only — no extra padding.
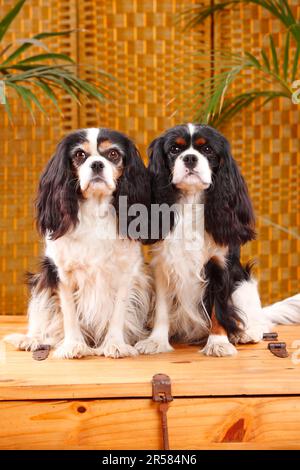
[81,141,91,153]
[195,137,207,146]
[175,137,186,146]
[98,140,113,151]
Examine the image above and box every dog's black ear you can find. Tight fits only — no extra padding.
[205,138,255,246]
[146,137,179,242]
[113,140,151,240]
[36,138,79,240]
[148,137,178,206]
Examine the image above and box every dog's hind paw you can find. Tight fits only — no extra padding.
[231,324,264,344]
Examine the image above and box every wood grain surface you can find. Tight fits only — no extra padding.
[1,317,300,400]
[1,397,300,449]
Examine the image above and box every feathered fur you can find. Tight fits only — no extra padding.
[137,124,263,357]
[5,128,152,359]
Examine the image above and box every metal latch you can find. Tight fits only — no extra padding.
[263,332,278,341]
[268,342,289,358]
[152,373,173,450]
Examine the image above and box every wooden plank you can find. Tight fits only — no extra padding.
[0,397,300,450]
[1,317,300,400]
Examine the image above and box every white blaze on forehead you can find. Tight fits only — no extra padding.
[187,123,195,137]
[86,128,100,155]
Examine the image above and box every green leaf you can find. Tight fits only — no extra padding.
[0,0,26,43]
[0,43,12,59]
[44,75,82,105]
[8,81,49,122]
[18,53,74,64]
[269,35,279,74]
[181,1,298,38]
[2,29,77,65]
[32,80,61,113]
[244,51,262,69]
[8,82,35,121]
[261,48,270,71]
[22,86,47,115]
[290,23,300,43]
[292,41,300,82]
[283,31,290,81]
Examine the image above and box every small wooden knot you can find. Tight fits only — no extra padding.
[222,418,246,442]
[77,406,87,413]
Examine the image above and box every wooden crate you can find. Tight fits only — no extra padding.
[1,317,300,450]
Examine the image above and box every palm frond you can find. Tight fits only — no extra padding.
[292,41,300,81]
[283,31,290,81]
[8,82,46,122]
[178,32,295,124]
[0,0,26,43]
[269,35,279,74]
[176,0,299,126]
[18,52,74,64]
[207,90,288,127]
[2,30,78,65]
[0,1,117,120]
[180,0,299,41]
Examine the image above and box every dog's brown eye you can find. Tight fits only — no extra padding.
[201,145,213,155]
[170,145,181,155]
[108,149,120,160]
[75,150,86,159]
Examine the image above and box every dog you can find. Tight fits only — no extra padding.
[5,128,151,359]
[136,123,300,357]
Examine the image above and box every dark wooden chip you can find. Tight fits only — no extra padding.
[32,344,51,361]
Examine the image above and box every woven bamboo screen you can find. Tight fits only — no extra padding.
[0,0,299,315]
[0,0,77,315]
[215,1,300,304]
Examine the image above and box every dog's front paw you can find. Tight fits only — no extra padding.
[4,333,42,351]
[201,335,237,357]
[95,342,138,359]
[231,324,264,344]
[53,340,93,359]
[135,337,174,355]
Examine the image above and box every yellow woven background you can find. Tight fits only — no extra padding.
[0,0,299,315]
[216,2,300,305]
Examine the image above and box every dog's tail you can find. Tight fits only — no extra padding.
[263,293,300,325]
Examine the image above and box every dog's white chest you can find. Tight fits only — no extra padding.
[45,200,139,280]
[152,203,228,341]
[154,205,209,279]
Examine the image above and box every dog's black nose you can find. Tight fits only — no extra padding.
[91,161,105,173]
[183,154,198,169]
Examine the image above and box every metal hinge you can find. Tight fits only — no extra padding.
[152,373,173,450]
[268,342,289,358]
[263,332,278,341]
